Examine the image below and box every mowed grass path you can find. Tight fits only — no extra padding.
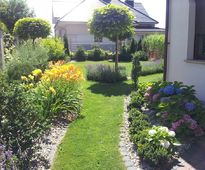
[52,61,163,169]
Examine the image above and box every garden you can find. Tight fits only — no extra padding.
[0,1,203,170]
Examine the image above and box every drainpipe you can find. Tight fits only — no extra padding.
[163,0,170,81]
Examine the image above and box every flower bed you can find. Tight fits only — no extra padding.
[128,81,205,167]
[0,61,84,169]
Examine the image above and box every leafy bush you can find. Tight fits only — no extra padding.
[133,51,148,61]
[13,18,51,42]
[87,46,109,61]
[74,47,87,61]
[118,45,132,62]
[86,64,127,83]
[41,38,66,61]
[0,73,50,168]
[6,40,48,80]
[137,126,178,166]
[142,34,165,60]
[128,91,144,110]
[144,81,205,138]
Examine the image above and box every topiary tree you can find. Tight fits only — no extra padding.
[129,38,137,54]
[88,4,135,71]
[0,0,34,33]
[131,55,141,90]
[13,18,51,43]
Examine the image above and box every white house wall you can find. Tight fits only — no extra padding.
[56,22,115,51]
[167,0,205,101]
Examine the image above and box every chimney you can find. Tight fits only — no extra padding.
[125,0,134,7]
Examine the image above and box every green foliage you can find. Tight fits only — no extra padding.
[142,34,165,59]
[88,4,135,70]
[128,91,144,110]
[86,64,127,83]
[0,74,50,168]
[0,0,34,32]
[137,39,142,51]
[63,35,69,55]
[6,40,48,80]
[118,45,133,62]
[0,20,7,32]
[129,38,137,54]
[144,81,205,138]
[131,55,141,90]
[133,51,148,61]
[40,38,66,61]
[3,33,15,62]
[88,4,135,41]
[13,18,51,41]
[87,46,109,61]
[137,126,178,166]
[74,47,87,61]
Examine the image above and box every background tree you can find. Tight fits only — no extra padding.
[0,0,34,33]
[88,4,135,71]
[129,38,137,54]
[13,18,51,43]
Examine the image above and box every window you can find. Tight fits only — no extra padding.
[194,0,205,60]
[94,36,103,42]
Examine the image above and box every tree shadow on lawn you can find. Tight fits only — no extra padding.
[87,82,132,97]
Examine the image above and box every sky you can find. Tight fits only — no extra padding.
[27,0,166,28]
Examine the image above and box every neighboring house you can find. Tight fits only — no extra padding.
[165,0,205,101]
[53,0,164,51]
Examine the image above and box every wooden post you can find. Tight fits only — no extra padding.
[0,29,5,70]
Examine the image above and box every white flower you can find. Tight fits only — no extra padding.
[148,129,157,136]
[159,126,169,133]
[160,140,170,148]
[168,131,176,137]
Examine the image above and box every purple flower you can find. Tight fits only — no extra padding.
[163,85,175,95]
[185,102,196,111]
[152,93,160,102]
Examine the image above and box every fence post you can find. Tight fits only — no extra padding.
[0,29,5,69]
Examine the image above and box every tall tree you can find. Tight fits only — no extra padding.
[0,0,34,33]
[0,21,7,69]
[88,4,135,71]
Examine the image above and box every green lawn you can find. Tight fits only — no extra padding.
[52,62,163,170]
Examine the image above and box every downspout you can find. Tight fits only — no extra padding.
[163,0,170,81]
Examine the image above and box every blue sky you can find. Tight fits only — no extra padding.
[27,0,166,28]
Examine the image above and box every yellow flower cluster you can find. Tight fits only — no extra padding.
[41,63,83,82]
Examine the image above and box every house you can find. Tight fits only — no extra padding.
[52,0,164,51]
[165,0,205,101]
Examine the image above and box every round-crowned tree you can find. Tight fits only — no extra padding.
[88,4,135,71]
[13,18,51,43]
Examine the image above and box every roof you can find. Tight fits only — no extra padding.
[53,0,158,25]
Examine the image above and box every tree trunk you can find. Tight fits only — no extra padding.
[0,29,5,70]
[115,36,119,72]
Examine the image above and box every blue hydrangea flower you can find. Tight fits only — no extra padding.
[185,102,196,111]
[176,88,184,94]
[163,85,175,95]
[158,88,164,93]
